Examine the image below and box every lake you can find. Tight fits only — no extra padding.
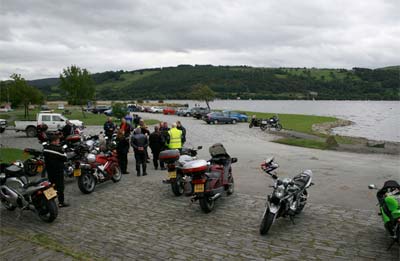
[165,100,400,142]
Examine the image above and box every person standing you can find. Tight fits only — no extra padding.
[160,122,170,149]
[133,114,141,128]
[167,123,183,151]
[120,118,131,137]
[62,120,74,139]
[131,128,148,176]
[43,135,69,207]
[104,117,116,141]
[149,126,165,170]
[124,112,133,126]
[139,119,150,162]
[176,121,186,145]
[116,129,129,174]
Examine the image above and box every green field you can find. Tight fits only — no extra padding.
[0,148,28,164]
[274,138,329,150]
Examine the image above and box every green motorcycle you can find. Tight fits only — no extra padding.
[369,180,400,249]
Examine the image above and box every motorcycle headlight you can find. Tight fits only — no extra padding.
[274,186,285,198]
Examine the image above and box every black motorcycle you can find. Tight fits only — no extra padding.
[0,162,58,223]
[261,115,282,131]
[259,157,313,235]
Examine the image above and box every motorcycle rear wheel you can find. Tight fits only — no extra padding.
[260,208,276,235]
[295,190,308,214]
[227,176,234,195]
[171,178,184,196]
[78,171,96,194]
[199,196,215,213]
[111,165,122,183]
[249,123,253,128]
[37,197,58,223]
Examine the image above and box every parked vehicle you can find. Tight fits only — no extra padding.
[262,115,282,131]
[150,106,163,113]
[75,149,122,194]
[14,112,84,137]
[0,119,7,133]
[204,112,237,124]
[40,104,50,111]
[57,104,65,110]
[192,107,210,119]
[160,146,202,196]
[91,105,111,114]
[259,156,314,235]
[176,108,193,117]
[104,109,113,116]
[368,181,400,249]
[223,111,248,122]
[0,162,58,222]
[163,107,176,115]
[189,143,237,213]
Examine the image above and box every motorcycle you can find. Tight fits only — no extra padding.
[260,115,282,131]
[74,148,121,194]
[368,181,400,249]
[259,157,313,235]
[160,146,202,196]
[0,162,58,223]
[189,143,237,213]
[23,148,45,177]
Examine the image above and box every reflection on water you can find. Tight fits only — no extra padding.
[165,100,400,142]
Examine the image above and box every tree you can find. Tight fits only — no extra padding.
[190,84,215,109]
[59,65,95,117]
[8,74,44,118]
[112,102,127,119]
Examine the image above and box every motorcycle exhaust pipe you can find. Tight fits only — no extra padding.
[0,186,19,205]
[210,193,221,201]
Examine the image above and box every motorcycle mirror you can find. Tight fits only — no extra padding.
[231,157,238,163]
[197,146,203,150]
[368,184,377,189]
[62,144,68,149]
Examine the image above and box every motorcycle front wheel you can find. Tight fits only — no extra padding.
[171,177,184,196]
[78,171,96,194]
[249,123,253,128]
[275,123,282,131]
[260,208,276,235]
[37,197,58,223]
[260,125,267,131]
[199,196,215,213]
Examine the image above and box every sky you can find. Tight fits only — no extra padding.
[1,0,399,80]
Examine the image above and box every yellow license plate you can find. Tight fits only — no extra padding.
[168,171,176,179]
[43,187,57,200]
[194,183,204,193]
[73,169,81,177]
[37,165,43,173]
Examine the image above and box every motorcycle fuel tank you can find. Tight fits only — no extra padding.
[182,159,208,174]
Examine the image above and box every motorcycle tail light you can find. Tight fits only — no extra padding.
[192,178,206,184]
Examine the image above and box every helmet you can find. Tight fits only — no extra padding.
[87,153,96,163]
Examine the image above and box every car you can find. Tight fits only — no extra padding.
[57,104,65,110]
[91,105,111,114]
[0,106,13,112]
[40,104,50,111]
[149,106,163,113]
[203,112,237,124]
[163,107,176,115]
[104,109,113,116]
[192,107,211,119]
[223,110,248,122]
[176,108,193,117]
[0,119,7,133]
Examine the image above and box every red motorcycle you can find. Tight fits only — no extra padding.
[74,150,122,194]
[189,143,237,213]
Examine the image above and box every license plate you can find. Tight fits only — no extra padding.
[168,171,176,179]
[261,121,267,124]
[194,183,204,193]
[43,187,57,200]
[37,165,43,173]
[73,169,81,177]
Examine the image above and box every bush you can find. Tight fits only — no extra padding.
[326,135,339,148]
[112,103,127,119]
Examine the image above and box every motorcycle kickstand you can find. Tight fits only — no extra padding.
[289,215,296,225]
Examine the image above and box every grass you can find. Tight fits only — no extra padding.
[0,148,28,163]
[274,138,329,150]
[0,228,98,261]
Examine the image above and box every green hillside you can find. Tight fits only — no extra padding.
[26,65,399,100]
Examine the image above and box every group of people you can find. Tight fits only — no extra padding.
[104,114,187,177]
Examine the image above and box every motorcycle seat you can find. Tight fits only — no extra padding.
[293,174,311,189]
[23,178,48,189]
[206,171,221,179]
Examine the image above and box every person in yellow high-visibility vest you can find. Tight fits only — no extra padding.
[167,123,183,150]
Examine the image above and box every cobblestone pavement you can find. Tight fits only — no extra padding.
[1,170,399,260]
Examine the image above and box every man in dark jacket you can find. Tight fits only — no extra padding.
[149,126,165,170]
[62,120,74,139]
[160,122,170,149]
[103,117,115,141]
[176,121,186,145]
[131,128,148,176]
[116,129,130,174]
[43,135,69,207]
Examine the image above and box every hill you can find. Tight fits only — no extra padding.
[26,65,400,100]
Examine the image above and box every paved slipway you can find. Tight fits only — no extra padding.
[1,113,399,260]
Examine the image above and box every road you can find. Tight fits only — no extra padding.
[1,112,399,260]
